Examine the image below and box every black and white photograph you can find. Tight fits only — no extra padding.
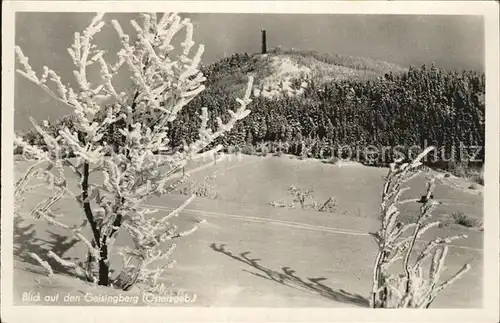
[2,1,499,322]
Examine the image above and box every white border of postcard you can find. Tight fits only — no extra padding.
[2,1,499,322]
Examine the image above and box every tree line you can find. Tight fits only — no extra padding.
[17,61,485,167]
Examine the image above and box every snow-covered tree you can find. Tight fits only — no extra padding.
[14,12,253,290]
[369,147,471,308]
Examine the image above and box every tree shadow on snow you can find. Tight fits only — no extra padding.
[210,243,369,307]
[13,216,84,278]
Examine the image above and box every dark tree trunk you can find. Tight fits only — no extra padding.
[98,243,110,286]
[81,162,111,286]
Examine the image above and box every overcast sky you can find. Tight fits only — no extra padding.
[14,12,484,130]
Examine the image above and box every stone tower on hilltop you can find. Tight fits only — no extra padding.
[261,29,267,54]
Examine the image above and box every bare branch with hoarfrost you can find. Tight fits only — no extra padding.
[369,146,471,308]
[14,12,252,291]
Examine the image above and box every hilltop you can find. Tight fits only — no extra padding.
[14,49,406,133]
[14,49,408,133]
[15,47,485,179]
[201,48,408,99]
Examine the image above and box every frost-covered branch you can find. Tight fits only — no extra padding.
[369,147,471,308]
[29,253,54,277]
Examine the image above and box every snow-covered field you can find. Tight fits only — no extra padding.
[12,154,483,308]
